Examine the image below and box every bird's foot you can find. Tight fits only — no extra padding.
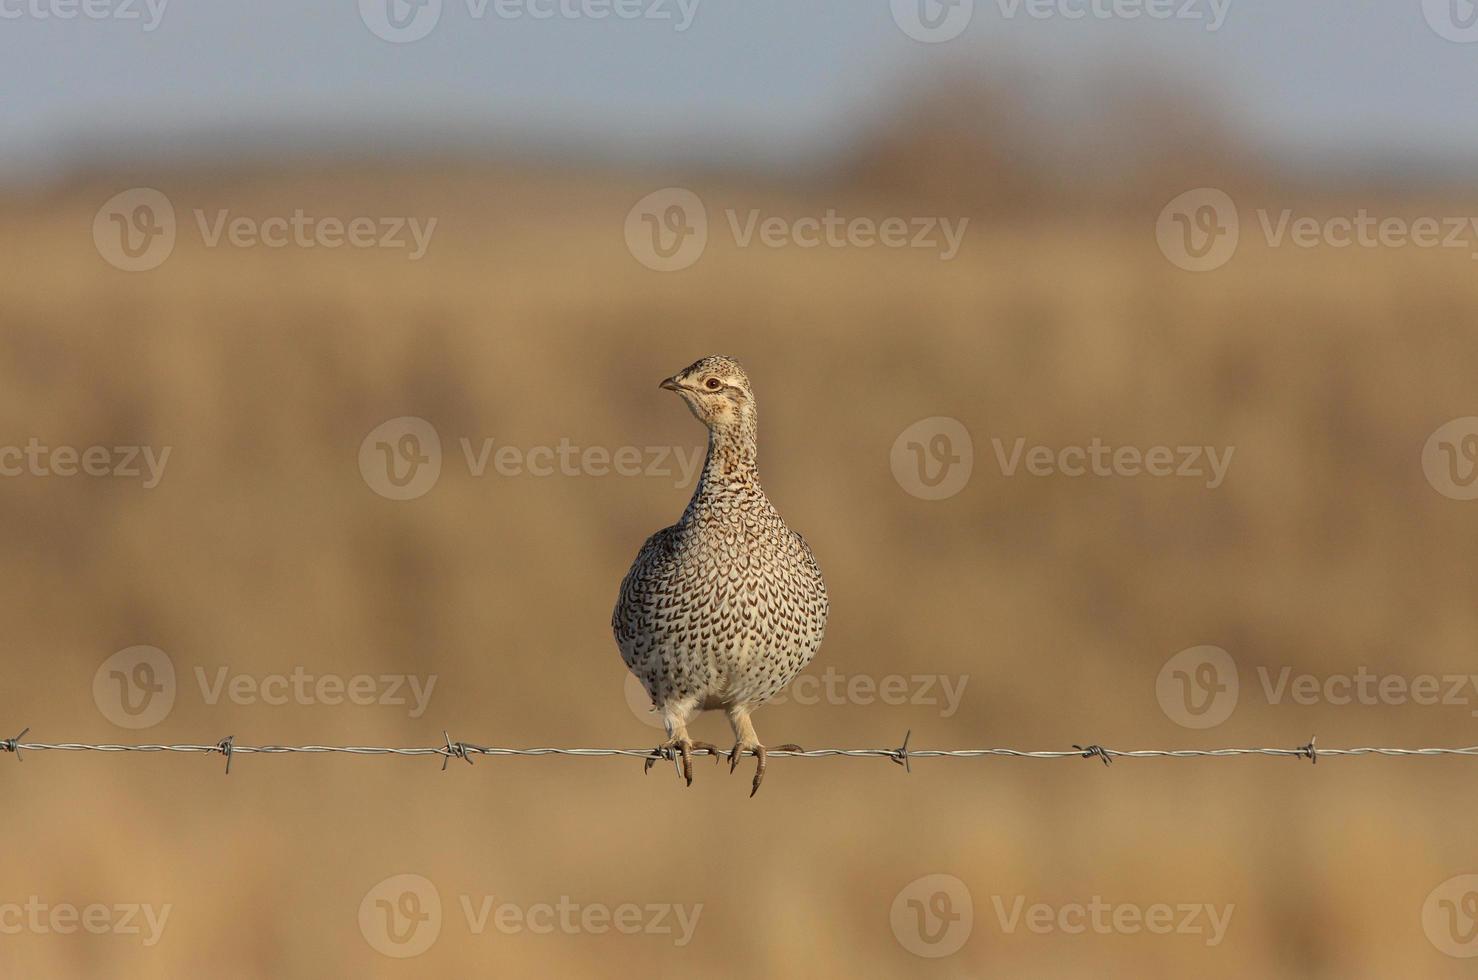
[728,742,803,797]
[643,737,721,786]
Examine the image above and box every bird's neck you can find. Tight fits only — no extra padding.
[689,424,761,506]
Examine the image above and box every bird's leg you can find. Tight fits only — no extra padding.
[643,701,718,786]
[724,706,802,796]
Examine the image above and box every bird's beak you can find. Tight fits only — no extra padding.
[658,376,683,393]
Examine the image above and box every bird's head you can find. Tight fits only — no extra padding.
[659,355,756,435]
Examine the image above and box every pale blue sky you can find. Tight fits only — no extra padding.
[1,0,1474,183]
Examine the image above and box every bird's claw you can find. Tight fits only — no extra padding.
[728,742,802,796]
[644,739,720,786]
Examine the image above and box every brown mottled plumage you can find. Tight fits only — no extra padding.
[613,356,828,794]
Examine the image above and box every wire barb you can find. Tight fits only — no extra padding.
[440,730,476,771]
[1297,736,1318,765]
[1,726,29,762]
[216,735,234,774]
[1074,744,1114,766]
[890,729,912,773]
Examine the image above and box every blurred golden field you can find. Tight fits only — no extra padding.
[3,158,1478,978]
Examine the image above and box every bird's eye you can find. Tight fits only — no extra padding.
[705,378,722,390]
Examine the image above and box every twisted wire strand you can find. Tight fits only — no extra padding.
[5,728,1478,771]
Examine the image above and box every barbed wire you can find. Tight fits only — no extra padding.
[5,727,1478,775]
